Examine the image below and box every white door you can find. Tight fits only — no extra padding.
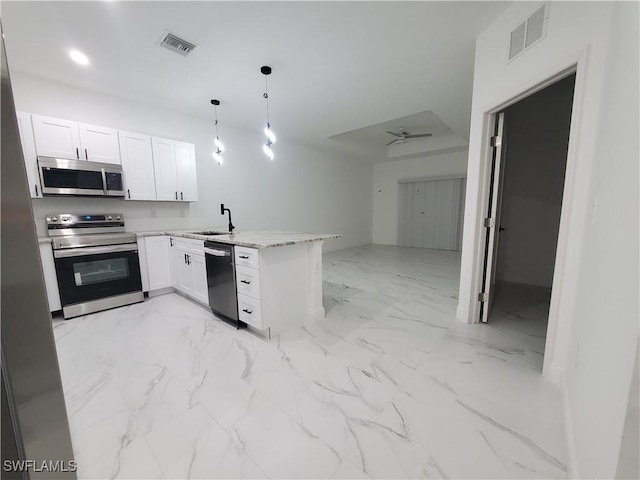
[78,123,121,164]
[16,112,42,198]
[480,112,506,323]
[118,131,157,201]
[190,254,208,305]
[151,137,179,201]
[398,178,466,250]
[145,236,172,290]
[175,141,198,202]
[31,114,81,160]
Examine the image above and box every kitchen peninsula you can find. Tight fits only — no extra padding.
[136,230,340,338]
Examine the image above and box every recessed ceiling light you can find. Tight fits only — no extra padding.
[69,50,89,66]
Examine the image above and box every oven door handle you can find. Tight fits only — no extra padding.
[100,168,108,196]
[54,243,138,258]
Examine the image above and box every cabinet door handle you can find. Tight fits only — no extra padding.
[180,192,183,200]
[187,255,191,265]
[127,189,131,199]
[175,192,178,200]
[240,280,251,285]
[239,255,249,259]
[242,308,253,315]
[75,147,79,159]
[85,148,88,160]
[35,184,39,196]
[170,238,174,247]
[184,253,187,264]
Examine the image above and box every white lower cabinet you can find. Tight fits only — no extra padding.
[237,293,263,329]
[190,254,208,305]
[144,236,172,291]
[235,264,262,300]
[169,237,208,305]
[38,243,61,312]
[233,244,308,337]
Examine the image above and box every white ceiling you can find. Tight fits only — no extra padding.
[328,110,458,156]
[1,1,509,160]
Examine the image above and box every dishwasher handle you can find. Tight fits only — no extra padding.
[204,247,231,257]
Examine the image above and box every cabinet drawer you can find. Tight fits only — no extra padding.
[235,246,260,269]
[235,265,262,300]
[238,294,263,329]
[172,236,204,255]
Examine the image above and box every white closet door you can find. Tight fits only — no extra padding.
[398,178,465,250]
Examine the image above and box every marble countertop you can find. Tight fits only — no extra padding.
[134,229,340,249]
[39,229,340,249]
[133,227,228,238]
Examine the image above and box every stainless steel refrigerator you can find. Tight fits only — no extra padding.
[1,22,76,479]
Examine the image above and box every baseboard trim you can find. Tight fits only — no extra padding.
[545,362,564,386]
[560,370,579,478]
[456,304,469,323]
[308,306,325,323]
[148,286,176,298]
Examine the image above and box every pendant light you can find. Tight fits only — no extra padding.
[261,65,276,160]
[211,99,224,165]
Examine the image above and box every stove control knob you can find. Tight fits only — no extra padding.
[116,216,121,221]
[61,216,69,222]
[107,215,113,221]
[51,216,58,222]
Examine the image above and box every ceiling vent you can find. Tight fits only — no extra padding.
[508,3,549,62]
[159,31,197,57]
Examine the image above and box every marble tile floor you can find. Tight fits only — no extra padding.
[52,245,567,479]
[485,281,552,371]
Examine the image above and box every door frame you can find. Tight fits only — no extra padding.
[479,111,506,323]
[466,49,588,381]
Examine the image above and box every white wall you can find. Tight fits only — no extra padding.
[563,2,639,478]
[11,72,373,251]
[459,2,639,478]
[496,75,574,287]
[372,149,467,245]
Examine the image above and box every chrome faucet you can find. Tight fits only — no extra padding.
[220,204,235,233]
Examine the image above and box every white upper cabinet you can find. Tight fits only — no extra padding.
[175,141,198,202]
[150,138,197,202]
[118,131,157,201]
[78,123,121,164]
[16,111,42,198]
[31,114,121,165]
[31,114,81,160]
[151,137,179,201]
[23,111,197,203]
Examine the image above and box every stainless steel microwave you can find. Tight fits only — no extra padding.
[37,157,124,197]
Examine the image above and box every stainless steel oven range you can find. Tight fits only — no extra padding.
[47,213,143,319]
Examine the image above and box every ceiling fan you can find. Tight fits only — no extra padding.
[385,127,432,146]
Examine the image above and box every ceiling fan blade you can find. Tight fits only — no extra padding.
[386,131,402,137]
[405,133,433,139]
[386,139,398,146]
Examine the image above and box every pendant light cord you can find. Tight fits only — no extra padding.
[214,105,220,139]
[264,75,270,126]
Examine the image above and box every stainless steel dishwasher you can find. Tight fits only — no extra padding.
[203,241,243,328]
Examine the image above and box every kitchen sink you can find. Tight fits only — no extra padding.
[189,231,226,236]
